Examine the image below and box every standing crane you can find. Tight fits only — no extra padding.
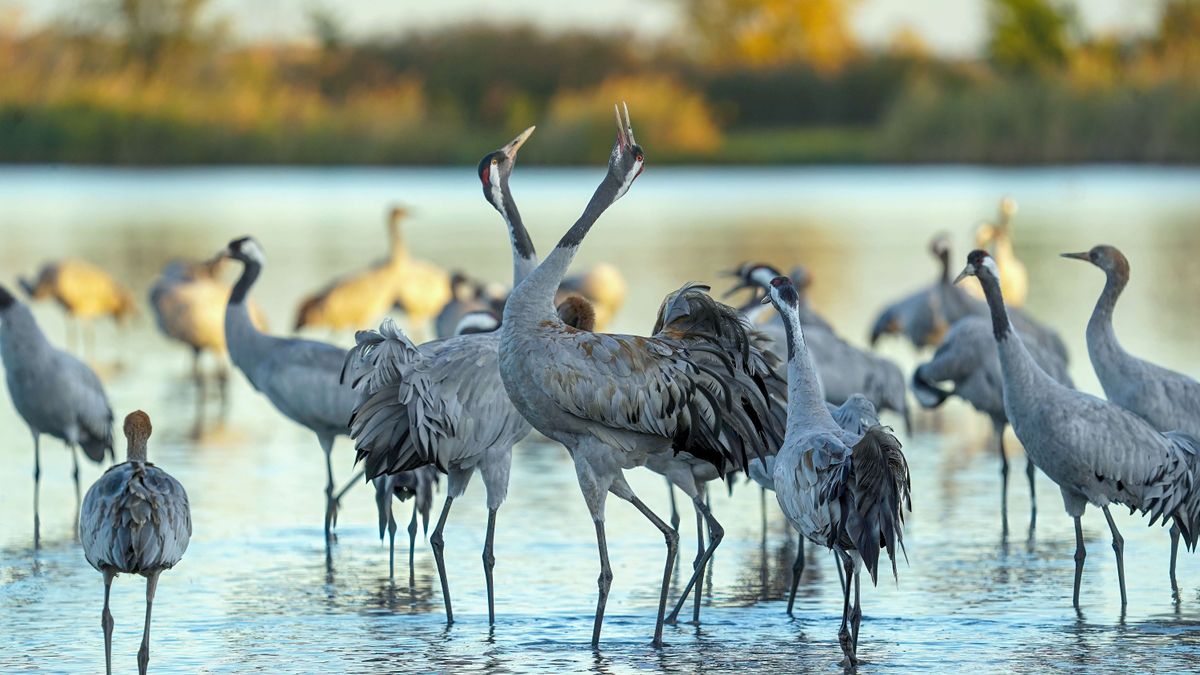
[342,127,541,626]
[0,284,113,545]
[295,205,450,338]
[912,315,1072,534]
[20,259,136,355]
[1063,244,1200,597]
[498,106,779,647]
[762,275,910,666]
[957,249,1200,610]
[80,411,191,675]
[219,237,363,543]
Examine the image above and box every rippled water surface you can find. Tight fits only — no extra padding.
[1,166,1199,673]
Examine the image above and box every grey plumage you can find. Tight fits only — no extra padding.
[764,275,910,666]
[79,411,190,675]
[343,126,540,626]
[1064,244,1200,595]
[220,237,361,543]
[960,249,1200,610]
[912,315,1072,532]
[0,285,113,543]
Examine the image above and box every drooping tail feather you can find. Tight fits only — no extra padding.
[845,425,911,584]
[1159,431,1200,551]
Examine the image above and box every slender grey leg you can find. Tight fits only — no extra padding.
[628,495,679,647]
[1025,456,1037,532]
[997,425,1010,537]
[837,550,857,666]
[666,495,723,625]
[1073,516,1086,610]
[691,501,706,622]
[429,495,455,624]
[787,537,806,616]
[850,568,862,653]
[137,571,159,675]
[407,503,419,589]
[330,468,365,531]
[591,519,613,647]
[318,434,335,543]
[102,571,115,675]
[483,507,499,625]
[1170,524,1181,603]
[386,498,397,581]
[32,432,41,547]
[666,479,681,532]
[1102,506,1127,608]
[72,446,82,535]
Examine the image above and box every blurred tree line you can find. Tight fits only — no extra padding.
[0,0,1197,164]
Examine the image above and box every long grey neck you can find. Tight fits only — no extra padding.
[225,261,272,381]
[499,177,538,285]
[506,172,621,317]
[1087,271,1126,366]
[976,271,1056,394]
[0,304,52,363]
[780,305,837,427]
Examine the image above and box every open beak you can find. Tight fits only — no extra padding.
[1060,251,1090,262]
[502,126,535,161]
[613,102,636,150]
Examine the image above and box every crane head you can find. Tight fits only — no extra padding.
[479,126,535,215]
[0,284,14,310]
[954,249,998,285]
[760,275,799,310]
[723,262,781,298]
[123,410,152,461]
[1060,245,1129,281]
[220,236,267,267]
[608,102,644,200]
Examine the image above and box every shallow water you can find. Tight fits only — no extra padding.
[1,166,1199,673]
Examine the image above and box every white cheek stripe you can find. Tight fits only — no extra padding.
[750,267,776,287]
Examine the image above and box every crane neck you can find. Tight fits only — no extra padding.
[937,249,950,283]
[974,271,1012,342]
[388,216,408,262]
[507,170,622,314]
[229,259,260,305]
[780,304,837,426]
[1087,268,1128,361]
[497,175,538,285]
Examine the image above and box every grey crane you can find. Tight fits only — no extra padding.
[80,411,191,675]
[1063,244,1200,596]
[0,284,113,545]
[957,249,1200,610]
[912,315,1073,534]
[728,261,911,432]
[342,127,541,626]
[434,272,497,339]
[219,237,363,543]
[870,235,1069,363]
[498,105,780,647]
[762,275,910,666]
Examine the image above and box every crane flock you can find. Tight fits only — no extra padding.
[1,103,1197,671]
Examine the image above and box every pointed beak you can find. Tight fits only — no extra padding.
[1060,251,1090,262]
[613,103,628,149]
[952,267,972,285]
[502,125,535,161]
[759,294,771,306]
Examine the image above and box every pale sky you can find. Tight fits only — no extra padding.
[0,0,1164,57]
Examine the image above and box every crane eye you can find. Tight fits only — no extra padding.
[636,154,643,162]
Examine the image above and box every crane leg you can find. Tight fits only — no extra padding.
[429,495,455,624]
[72,447,82,537]
[101,570,115,675]
[330,468,365,531]
[666,478,680,533]
[667,497,705,625]
[666,494,722,625]
[483,507,499,625]
[386,498,397,582]
[137,571,159,675]
[997,427,1010,537]
[1170,524,1181,603]
[1025,457,1037,532]
[627,495,678,647]
[1102,506,1127,608]
[850,567,862,653]
[407,502,419,589]
[787,537,806,616]
[590,518,613,647]
[318,434,336,543]
[32,432,41,548]
[836,549,858,667]
[1072,516,1086,610]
